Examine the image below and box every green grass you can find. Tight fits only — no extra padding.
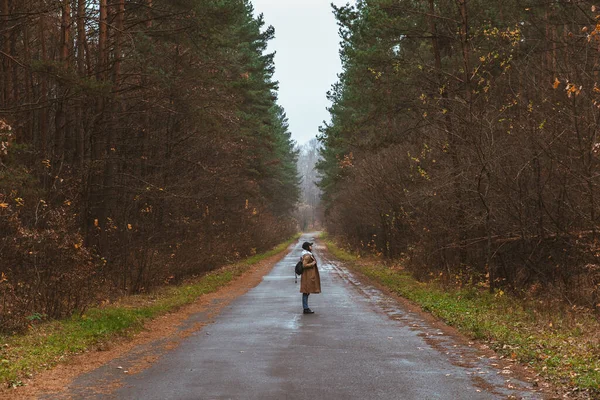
[318,232,358,262]
[322,236,600,396]
[0,235,299,388]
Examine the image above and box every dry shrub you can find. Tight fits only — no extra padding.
[0,211,101,332]
[325,142,600,311]
[94,206,297,295]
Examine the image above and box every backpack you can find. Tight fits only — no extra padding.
[294,259,304,275]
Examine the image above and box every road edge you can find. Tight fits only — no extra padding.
[1,236,299,400]
[317,239,559,400]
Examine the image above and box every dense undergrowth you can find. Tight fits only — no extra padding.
[0,235,298,388]
[322,234,600,398]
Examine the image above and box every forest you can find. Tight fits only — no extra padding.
[0,0,300,332]
[318,0,600,310]
[296,138,322,231]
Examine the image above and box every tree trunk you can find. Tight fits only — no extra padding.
[97,0,108,81]
[87,0,110,248]
[39,15,49,156]
[22,15,33,144]
[1,0,12,105]
[54,0,72,166]
[112,0,124,83]
[103,0,125,238]
[75,0,88,170]
[429,0,466,264]
[456,0,471,107]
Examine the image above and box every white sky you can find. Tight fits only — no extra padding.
[251,0,353,145]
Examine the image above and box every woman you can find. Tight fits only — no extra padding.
[300,241,321,314]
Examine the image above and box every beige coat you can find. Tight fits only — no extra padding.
[300,252,321,294]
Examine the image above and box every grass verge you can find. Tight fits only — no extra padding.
[0,234,300,388]
[321,234,600,398]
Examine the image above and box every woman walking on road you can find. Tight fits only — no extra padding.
[300,241,321,314]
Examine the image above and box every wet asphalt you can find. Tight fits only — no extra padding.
[56,234,544,400]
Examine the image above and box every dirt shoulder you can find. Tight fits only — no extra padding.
[1,246,290,400]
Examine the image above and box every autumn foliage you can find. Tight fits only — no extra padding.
[319,0,600,310]
[0,1,299,332]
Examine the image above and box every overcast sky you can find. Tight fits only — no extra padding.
[251,0,353,145]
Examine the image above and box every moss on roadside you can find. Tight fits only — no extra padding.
[0,234,300,388]
[322,236,600,397]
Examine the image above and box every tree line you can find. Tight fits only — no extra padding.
[295,138,322,231]
[318,0,600,310]
[0,0,299,332]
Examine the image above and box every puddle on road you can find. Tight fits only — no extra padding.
[285,314,301,330]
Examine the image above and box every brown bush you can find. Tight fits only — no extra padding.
[0,211,101,332]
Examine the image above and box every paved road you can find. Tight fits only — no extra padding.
[58,234,543,399]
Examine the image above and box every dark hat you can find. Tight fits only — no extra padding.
[302,241,313,250]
